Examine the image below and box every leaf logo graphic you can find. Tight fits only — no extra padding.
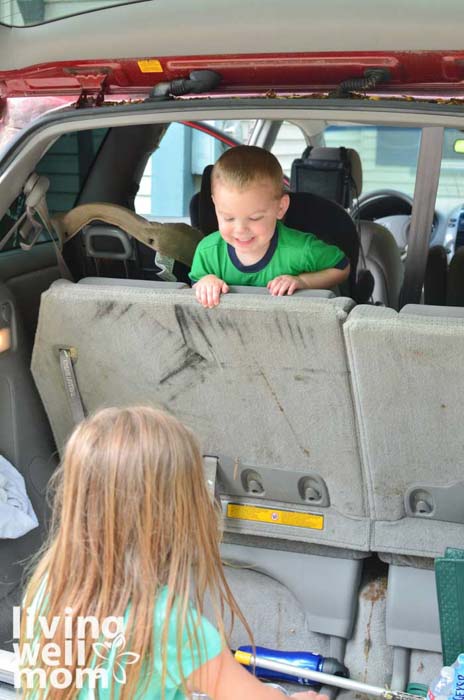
[93,633,140,684]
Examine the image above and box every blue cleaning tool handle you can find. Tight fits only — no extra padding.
[236,645,325,686]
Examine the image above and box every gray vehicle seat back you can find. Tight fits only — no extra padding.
[447,246,464,307]
[0,283,57,650]
[358,221,404,309]
[32,281,368,547]
[343,302,464,656]
[31,281,369,640]
[345,302,464,559]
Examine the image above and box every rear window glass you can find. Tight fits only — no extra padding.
[37,129,108,214]
[323,125,464,212]
[0,127,107,252]
[135,120,256,221]
[0,1,149,27]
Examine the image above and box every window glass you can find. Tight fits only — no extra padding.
[322,125,464,213]
[135,120,256,221]
[36,129,108,214]
[271,122,307,176]
[436,129,464,212]
[0,128,107,252]
[0,1,147,27]
[214,119,256,144]
[0,193,25,252]
[323,125,421,197]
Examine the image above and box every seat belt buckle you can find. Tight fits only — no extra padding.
[19,207,43,251]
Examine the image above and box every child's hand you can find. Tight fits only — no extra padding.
[290,691,329,700]
[267,275,305,296]
[194,275,229,308]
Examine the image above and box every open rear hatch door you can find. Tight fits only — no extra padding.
[2,0,464,111]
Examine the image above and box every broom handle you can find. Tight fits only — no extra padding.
[241,653,424,700]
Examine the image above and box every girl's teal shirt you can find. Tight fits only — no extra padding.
[25,584,222,699]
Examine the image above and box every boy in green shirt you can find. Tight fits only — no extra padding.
[189,145,350,308]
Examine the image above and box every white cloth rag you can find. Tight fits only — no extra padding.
[0,455,38,538]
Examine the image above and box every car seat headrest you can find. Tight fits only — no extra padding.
[83,223,134,260]
[290,146,363,208]
[310,147,363,195]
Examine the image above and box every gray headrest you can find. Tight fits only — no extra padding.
[401,304,464,320]
[309,147,363,196]
[83,223,133,260]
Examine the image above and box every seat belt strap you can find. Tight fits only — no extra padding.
[31,189,74,281]
[44,226,74,281]
[399,127,444,307]
[59,349,86,425]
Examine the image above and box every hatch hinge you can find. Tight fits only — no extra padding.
[76,86,106,108]
[63,68,110,108]
[76,77,108,108]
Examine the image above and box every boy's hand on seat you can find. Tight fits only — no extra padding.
[194,275,229,308]
[267,275,305,296]
[290,691,329,700]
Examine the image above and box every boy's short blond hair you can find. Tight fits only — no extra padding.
[211,145,284,198]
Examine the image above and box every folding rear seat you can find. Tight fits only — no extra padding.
[344,304,464,685]
[31,280,369,656]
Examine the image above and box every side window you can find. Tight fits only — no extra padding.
[322,125,421,197]
[320,125,464,213]
[0,193,26,252]
[134,120,256,221]
[271,121,308,177]
[36,129,108,215]
[437,128,464,212]
[0,128,108,252]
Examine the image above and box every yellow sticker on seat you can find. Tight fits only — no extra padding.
[138,59,163,73]
[226,504,324,530]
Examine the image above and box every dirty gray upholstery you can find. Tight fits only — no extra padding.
[31,281,369,551]
[0,283,57,650]
[344,303,464,558]
[343,302,464,657]
[31,281,369,642]
[358,222,404,310]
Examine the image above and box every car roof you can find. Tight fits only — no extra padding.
[1,0,464,98]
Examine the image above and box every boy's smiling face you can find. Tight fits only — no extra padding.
[212,178,290,261]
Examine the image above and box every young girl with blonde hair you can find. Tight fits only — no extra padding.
[20,406,328,700]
